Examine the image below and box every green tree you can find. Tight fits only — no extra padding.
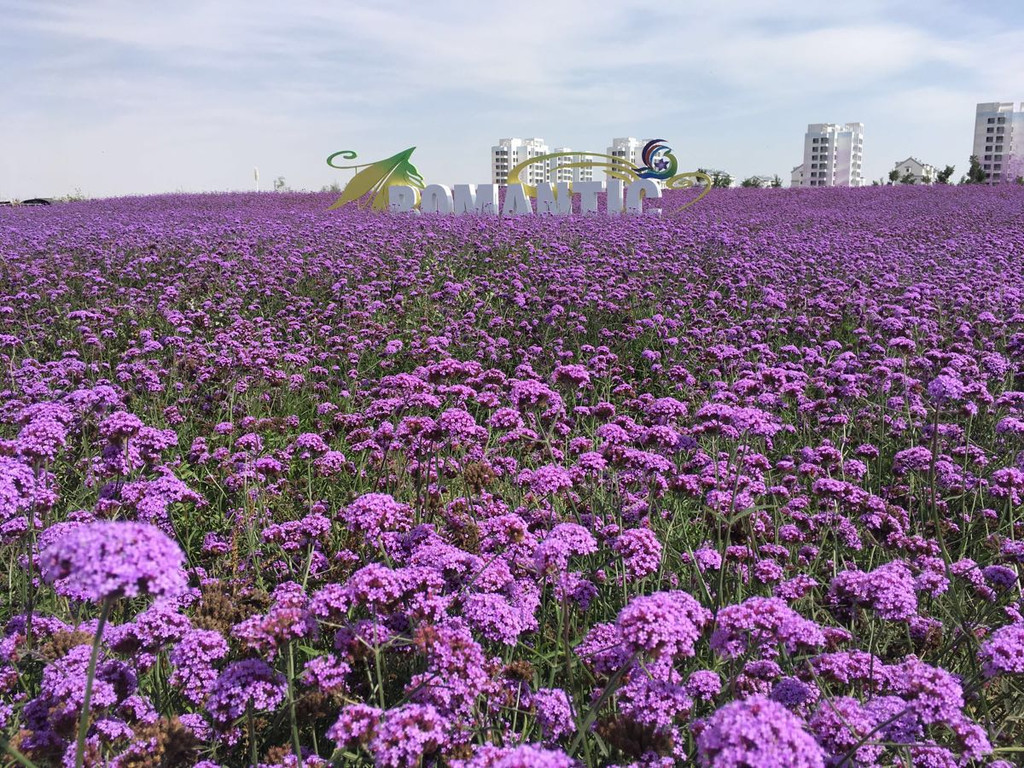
[696,168,733,188]
[936,165,955,184]
[740,176,764,188]
[321,181,342,193]
[899,170,917,185]
[274,176,289,192]
[770,175,782,188]
[964,155,987,184]
[887,169,900,185]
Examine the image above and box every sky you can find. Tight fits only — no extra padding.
[1,0,1023,199]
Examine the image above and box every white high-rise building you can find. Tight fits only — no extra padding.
[794,123,864,187]
[491,138,550,186]
[972,102,1024,184]
[607,137,646,169]
[548,148,594,184]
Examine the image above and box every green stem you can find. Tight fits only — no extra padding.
[75,598,111,768]
[568,652,638,757]
[928,410,954,566]
[248,701,258,768]
[1,738,40,768]
[288,643,304,768]
[373,620,387,710]
[24,462,42,651]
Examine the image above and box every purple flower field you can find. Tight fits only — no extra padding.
[2,185,1024,767]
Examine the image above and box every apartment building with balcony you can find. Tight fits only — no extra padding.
[793,122,864,187]
[491,138,550,185]
[973,102,1024,184]
[549,148,594,185]
[606,137,646,169]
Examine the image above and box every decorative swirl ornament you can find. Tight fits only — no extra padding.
[325,150,360,168]
[505,151,641,197]
[635,139,678,180]
[664,171,713,212]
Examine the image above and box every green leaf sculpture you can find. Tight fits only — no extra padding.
[326,147,425,211]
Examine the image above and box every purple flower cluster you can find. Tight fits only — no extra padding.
[979,623,1024,677]
[205,659,287,725]
[169,628,230,704]
[828,560,919,621]
[711,597,825,659]
[694,696,824,767]
[38,521,187,602]
[616,590,711,660]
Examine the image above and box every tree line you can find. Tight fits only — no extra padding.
[700,155,1023,189]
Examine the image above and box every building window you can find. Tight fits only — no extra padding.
[994,163,1002,170]
[998,117,1006,123]
[988,127,995,133]
[985,155,992,161]
[988,117,996,124]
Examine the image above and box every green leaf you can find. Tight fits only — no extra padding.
[328,147,424,211]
